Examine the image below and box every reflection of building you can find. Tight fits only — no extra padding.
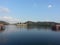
[56,25,60,30]
[0,24,5,30]
[52,24,60,31]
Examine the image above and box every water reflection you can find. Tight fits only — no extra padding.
[1,25,60,33]
[0,27,5,32]
[0,25,60,45]
[15,25,60,31]
[52,29,60,32]
[0,30,5,32]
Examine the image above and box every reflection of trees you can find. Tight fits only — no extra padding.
[0,29,5,32]
[27,25,51,30]
[27,26,35,29]
[25,21,57,30]
[16,21,60,31]
[52,29,60,31]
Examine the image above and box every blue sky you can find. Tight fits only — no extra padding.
[0,0,60,23]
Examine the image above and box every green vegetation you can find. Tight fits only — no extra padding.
[24,21,58,28]
[12,21,60,28]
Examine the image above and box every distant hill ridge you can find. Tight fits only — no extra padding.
[0,21,9,25]
[15,21,60,27]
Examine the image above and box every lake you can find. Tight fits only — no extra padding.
[0,25,60,45]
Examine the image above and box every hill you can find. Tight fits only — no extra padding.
[0,21,9,25]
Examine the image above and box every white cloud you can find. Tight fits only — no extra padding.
[0,16,20,24]
[3,16,12,19]
[0,7,10,13]
[48,4,52,8]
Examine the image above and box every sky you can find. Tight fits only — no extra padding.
[0,0,60,23]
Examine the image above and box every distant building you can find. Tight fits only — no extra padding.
[16,23,27,28]
[0,24,5,30]
[56,25,60,30]
[52,24,60,30]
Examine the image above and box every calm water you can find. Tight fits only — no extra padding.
[0,25,60,45]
